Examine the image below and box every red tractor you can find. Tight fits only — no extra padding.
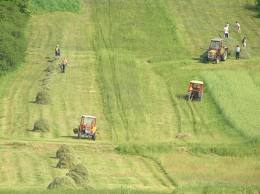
[73,115,97,140]
[207,38,228,63]
[187,80,204,101]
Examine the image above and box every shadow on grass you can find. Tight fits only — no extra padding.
[192,51,209,64]
[60,135,79,139]
[175,94,188,100]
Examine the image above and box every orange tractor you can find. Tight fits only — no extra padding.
[73,115,97,140]
[187,80,204,101]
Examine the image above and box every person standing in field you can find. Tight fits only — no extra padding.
[235,21,241,33]
[55,45,61,58]
[242,36,247,48]
[60,57,68,73]
[224,24,229,38]
[235,45,241,60]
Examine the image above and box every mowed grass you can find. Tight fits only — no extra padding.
[0,0,259,193]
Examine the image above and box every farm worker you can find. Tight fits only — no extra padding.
[235,45,241,60]
[60,58,68,73]
[226,23,230,30]
[235,21,241,33]
[242,36,247,48]
[224,25,229,38]
[189,84,193,92]
[55,45,61,58]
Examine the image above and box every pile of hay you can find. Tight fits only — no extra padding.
[35,90,51,104]
[47,176,76,190]
[56,153,76,169]
[32,119,50,132]
[66,164,88,187]
[175,133,191,139]
[56,144,73,159]
[45,65,55,73]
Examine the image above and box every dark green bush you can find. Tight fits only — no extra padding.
[30,0,80,12]
[0,0,30,74]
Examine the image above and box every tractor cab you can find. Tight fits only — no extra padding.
[73,115,97,140]
[207,38,228,63]
[209,39,222,49]
[187,80,204,101]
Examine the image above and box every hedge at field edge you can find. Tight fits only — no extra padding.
[0,0,30,74]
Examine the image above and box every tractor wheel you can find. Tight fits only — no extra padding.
[221,51,228,61]
[92,133,96,141]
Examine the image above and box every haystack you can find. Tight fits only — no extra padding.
[45,65,55,73]
[56,144,73,159]
[56,153,76,169]
[47,176,76,190]
[32,119,50,132]
[66,163,88,187]
[35,90,51,104]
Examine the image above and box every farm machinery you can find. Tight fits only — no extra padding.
[73,115,97,140]
[207,38,228,63]
[187,80,204,101]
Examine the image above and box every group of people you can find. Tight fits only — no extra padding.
[223,21,247,60]
[55,45,68,73]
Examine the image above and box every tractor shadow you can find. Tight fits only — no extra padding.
[192,51,208,64]
[60,135,79,139]
[176,94,189,101]
[176,94,202,102]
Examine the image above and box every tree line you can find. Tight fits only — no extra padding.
[0,0,30,74]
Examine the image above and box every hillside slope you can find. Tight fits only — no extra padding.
[0,0,259,193]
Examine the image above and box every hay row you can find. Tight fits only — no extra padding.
[47,145,89,190]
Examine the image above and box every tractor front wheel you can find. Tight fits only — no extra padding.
[221,51,228,61]
[92,133,96,141]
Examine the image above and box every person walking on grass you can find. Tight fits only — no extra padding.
[60,57,68,73]
[235,21,241,33]
[242,36,247,48]
[55,45,61,58]
[224,24,229,38]
[235,45,241,60]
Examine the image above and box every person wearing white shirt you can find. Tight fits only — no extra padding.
[236,45,241,59]
[235,21,241,33]
[224,25,229,38]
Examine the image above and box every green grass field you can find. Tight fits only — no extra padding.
[0,0,259,193]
